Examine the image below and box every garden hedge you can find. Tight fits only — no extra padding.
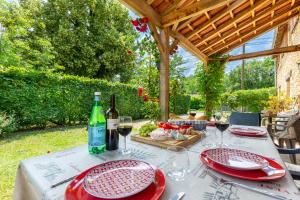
[190,96,205,110]
[0,67,190,130]
[221,87,276,112]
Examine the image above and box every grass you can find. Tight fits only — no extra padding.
[0,126,87,200]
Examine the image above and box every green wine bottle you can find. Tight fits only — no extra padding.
[88,92,106,154]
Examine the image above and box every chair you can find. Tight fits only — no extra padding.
[277,147,300,189]
[229,112,261,126]
[270,115,300,161]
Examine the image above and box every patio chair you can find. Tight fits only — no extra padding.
[229,112,261,127]
[277,147,300,189]
[270,115,300,163]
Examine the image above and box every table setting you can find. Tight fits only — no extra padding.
[14,125,300,200]
[13,102,300,200]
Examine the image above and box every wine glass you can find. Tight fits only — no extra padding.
[215,115,229,147]
[117,116,132,155]
[189,109,197,117]
[166,146,189,181]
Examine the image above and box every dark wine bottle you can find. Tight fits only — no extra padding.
[105,94,119,151]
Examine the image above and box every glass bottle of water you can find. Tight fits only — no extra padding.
[88,92,106,154]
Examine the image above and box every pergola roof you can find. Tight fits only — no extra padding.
[121,0,300,63]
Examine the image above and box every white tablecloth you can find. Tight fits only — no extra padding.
[14,126,300,200]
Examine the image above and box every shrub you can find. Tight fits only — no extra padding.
[221,87,276,112]
[141,101,161,122]
[0,67,191,130]
[170,94,190,115]
[0,113,17,137]
[190,96,205,110]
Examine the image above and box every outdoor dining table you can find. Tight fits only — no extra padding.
[14,125,300,200]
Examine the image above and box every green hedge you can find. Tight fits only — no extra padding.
[0,67,190,130]
[190,96,205,110]
[221,87,276,112]
[170,94,190,114]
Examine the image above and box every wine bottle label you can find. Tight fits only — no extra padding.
[107,119,119,130]
[88,125,106,146]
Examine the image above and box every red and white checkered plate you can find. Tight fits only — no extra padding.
[83,160,155,199]
[205,148,269,170]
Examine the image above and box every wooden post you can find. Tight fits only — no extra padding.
[159,28,170,121]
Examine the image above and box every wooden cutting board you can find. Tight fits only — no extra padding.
[130,130,204,149]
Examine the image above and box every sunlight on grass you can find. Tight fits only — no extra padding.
[0,126,87,200]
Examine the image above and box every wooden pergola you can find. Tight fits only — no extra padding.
[120,0,300,121]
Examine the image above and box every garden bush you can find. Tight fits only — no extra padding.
[170,94,190,115]
[0,113,16,137]
[190,96,205,110]
[221,87,276,112]
[0,67,190,130]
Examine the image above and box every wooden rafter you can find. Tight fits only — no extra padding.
[148,21,165,54]
[228,44,300,61]
[186,0,245,40]
[203,0,296,52]
[170,31,208,64]
[161,0,188,16]
[162,0,231,27]
[120,0,162,27]
[177,15,199,31]
[194,0,269,47]
[169,39,179,53]
[217,11,299,55]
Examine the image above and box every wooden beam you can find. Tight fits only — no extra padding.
[170,31,208,64]
[162,0,230,27]
[202,0,294,52]
[146,0,155,4]
[177,15,199,30]
[195,0,269,47]
[120,0,162,27]
[217,11,299,55]
[228,44,300,61]
[169,40,179,53]
[148,21,165,54]
[161,0,188,16]
[186,0,245,40]
[159,28,170,121]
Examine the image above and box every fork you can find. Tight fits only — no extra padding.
[206,169,290,200]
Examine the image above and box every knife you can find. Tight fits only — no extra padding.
[169,192,185,200]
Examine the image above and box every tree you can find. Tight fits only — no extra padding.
[0,0,55,69]
[0,0,137,81]
[225,57,275,92]
[41,0,136,81]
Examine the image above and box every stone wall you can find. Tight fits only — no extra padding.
[276,16,300,99]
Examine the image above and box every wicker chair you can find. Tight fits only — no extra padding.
[271,115,300,163]
[277,147,300,189]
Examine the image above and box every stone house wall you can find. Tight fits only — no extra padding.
[275,16,300,100]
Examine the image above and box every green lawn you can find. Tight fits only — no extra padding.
[0,126,87,200]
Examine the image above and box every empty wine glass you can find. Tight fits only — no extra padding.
[166,146,189,181]
[117,116,132,155]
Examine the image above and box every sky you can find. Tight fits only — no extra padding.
[128,10,275,76]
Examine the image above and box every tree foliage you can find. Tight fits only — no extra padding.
[0,0,136,81]
[225,57,275,91]
[196,55,227,117]
[0,0,55,69]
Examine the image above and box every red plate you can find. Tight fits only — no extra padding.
[228,127,267,137]
[83,160,155,199]
[200,149,285,181]
[65,166,166,200]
